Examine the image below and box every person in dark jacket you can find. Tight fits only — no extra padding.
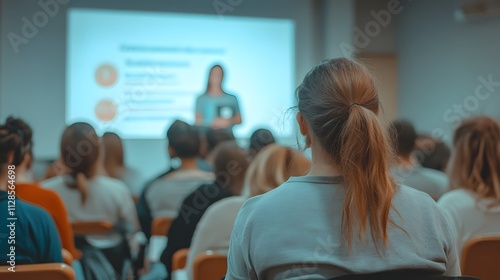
[161,141,249,280]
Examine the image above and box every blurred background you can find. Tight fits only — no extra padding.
[1,0,499,181]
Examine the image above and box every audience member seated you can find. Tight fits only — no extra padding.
[140,141,248,280]
[7,117,80,259]
[438,116,500,254]
[247,128,275,160]
[0,120,63,265]
[186,144,310,279]
[160,141,249,280]
[225,58,460,279]
[144,120,214,227]
[41,122,140,276]
[390,120,449,200]
[136,121,217,239]
[204,127,235,165]
[415,135,451,172]
[103,132,144,197]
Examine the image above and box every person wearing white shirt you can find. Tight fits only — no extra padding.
[438,116,500,255]
[41,122,140,276]
[145,120,214,221]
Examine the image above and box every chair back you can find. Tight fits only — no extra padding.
[331,269,480,280]
[172,248,190,271]
[0,263,75,280]
[151,216,173,236]
[193,252,227,280]
[71,221,114,235]
[461,235,500,280]
[61,249,74,266]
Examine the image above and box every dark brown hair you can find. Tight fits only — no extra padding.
[205,64,224,93]
[297,58,396,247]
[0,118,27,166]
[61,122,100,204]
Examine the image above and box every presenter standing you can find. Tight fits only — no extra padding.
[195,65,242,129]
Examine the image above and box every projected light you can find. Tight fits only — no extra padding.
[66,8,295,139]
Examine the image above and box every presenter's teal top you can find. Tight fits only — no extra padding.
[195,93,240,127]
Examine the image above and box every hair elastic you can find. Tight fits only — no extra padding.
[5,123,24,138]
[349,103,361,110]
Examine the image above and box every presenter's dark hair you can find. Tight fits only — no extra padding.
[205,64,224,92]
[167,120,200,158]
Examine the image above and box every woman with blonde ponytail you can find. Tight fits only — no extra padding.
[42,122,140,276]
[225,58,460,279]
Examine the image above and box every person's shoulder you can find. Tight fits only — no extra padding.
[211,196,247,211]
[94,176,130,193]
[171,169,215,181]
[438,188,474,208]
[237,181,291,217]
[396,184,440,209]
[222,93,238,100]
[29,184,62,202]
[18,199,53,221]
[40,175,65,189]
[419,167,448,182]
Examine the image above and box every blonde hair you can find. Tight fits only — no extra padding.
[244,144,310,197]
[448,116,500,204]
[297,58,397,247]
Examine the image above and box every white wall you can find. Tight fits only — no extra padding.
[396,0,500,142]
[0,0,356,180]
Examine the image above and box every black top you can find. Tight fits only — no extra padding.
[160,183,234,279]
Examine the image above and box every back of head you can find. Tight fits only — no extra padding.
[213,141,249,195]
[206,128,235,152]
[296,58,396,247]
[60,122,100,204]
[449,116,500,203]
[248,128,275,159]
[167,120,200,158]
[0,117,32,167]
[245,144,310,197]
[1,117,33,167]
[415,135,450,172]
[102,132,124,177]
[390,120,417,159]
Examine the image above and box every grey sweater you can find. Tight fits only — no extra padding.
[226,176,460,280]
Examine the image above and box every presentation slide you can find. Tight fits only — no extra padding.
[67,8,295,139]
